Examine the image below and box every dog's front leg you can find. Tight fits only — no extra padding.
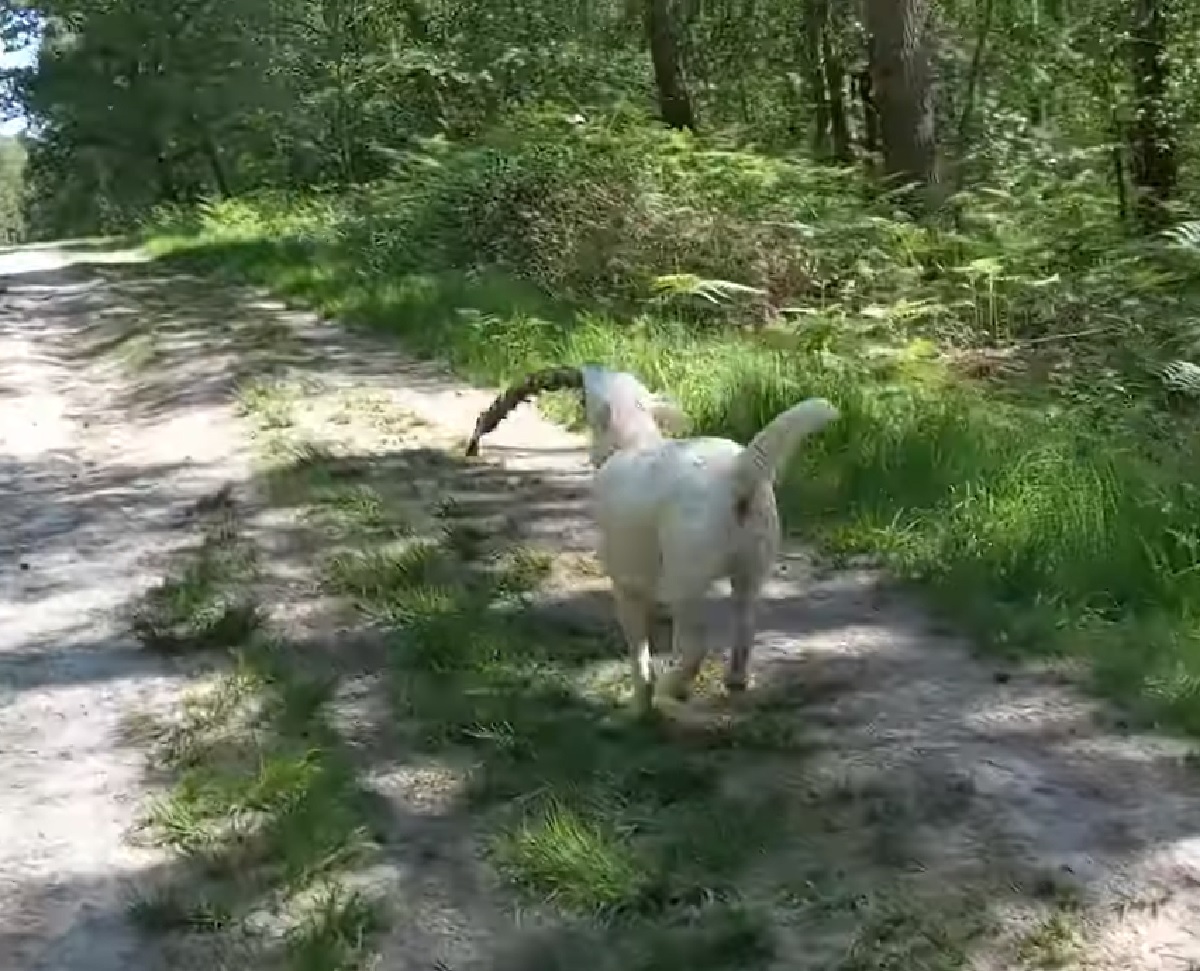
[613,587,656,716]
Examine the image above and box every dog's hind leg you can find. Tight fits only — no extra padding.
[663,599,708,702]
[725,574,759,693]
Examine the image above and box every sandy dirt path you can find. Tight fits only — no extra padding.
[3,242,1200,970]
[217,266,1200,971]
[0,244,253,971]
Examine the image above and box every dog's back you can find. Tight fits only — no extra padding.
[593,436,757,603]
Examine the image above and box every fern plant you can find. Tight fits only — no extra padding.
[650,272,767,306]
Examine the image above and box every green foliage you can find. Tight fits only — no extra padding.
[143,115,1200,733]
[12,0,1197,240]
[13,0,1200,758]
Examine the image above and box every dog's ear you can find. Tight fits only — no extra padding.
[649,397,689,436]
[581,365,613,434]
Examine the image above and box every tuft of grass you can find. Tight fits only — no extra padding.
[491,800,652,915]
[142,653,373,865]
[840,902,983,971]
[284,885,384,971]
[130,512,262,654]
[322,540,457,603]
[236,375,298,429]
[1017,909,1084,969]
[128,886,235,933]
[137,643,380,959]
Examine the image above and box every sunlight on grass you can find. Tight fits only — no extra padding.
[235,374,300,429]
[135,642,381,960]
[129,504,262,654]
[1016,910,1084,969]
[148,208,1200,737]
[491,800,652,915]
[126,490,383,969]
[228,407,1015,971]
[132,194,1169,968]
[103,312,1056,971]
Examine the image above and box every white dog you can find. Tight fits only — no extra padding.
[466,364,839,714]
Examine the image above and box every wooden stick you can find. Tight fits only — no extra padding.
[465,366,584,456]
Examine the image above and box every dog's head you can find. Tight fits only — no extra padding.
[580,365,688,465]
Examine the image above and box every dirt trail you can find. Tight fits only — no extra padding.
[0,244,254,971]
[3,243,1200,969]
[226,268,1200,969]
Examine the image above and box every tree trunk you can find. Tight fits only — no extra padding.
[803,0,830,155]
[192,117,232,197]
[152,149,180,203]
[1111,137,1130,224]
[953,0,995,192]
[645,0,696,130]
[855,64,879,154]
[1129,0,1176,228]
[822,24,852,162]
[864,0,938,191]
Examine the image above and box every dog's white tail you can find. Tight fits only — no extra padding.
[732,397,840,502]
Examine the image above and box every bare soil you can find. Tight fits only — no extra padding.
[0,244,254,971]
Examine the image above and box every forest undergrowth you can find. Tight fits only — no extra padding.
[143,109,1200,736]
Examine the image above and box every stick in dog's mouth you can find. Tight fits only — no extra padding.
[464,366,586,456]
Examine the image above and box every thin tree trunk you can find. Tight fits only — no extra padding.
[1112,137,1129,224]
[192,118,232,197]
[822,24,852,162]
[804,0,830,155]
[152,149,180,203]
[1028,0,1048,126]
[645,0,696,130]
[953,0,995,191]
[865,0,938,193]
[1129,0,1176,228]
[855,63,879,154]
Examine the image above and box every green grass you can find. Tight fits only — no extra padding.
[104,279,1092,970]
[128,886,235,933]
[491,800,652,914]
[283,885,384,971]
[234,381,802,964]
[227,375,1024,971]
[126,490,385,970]
[129,500,263,654]
[235,375,298,429]
[143,197,1200,739]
